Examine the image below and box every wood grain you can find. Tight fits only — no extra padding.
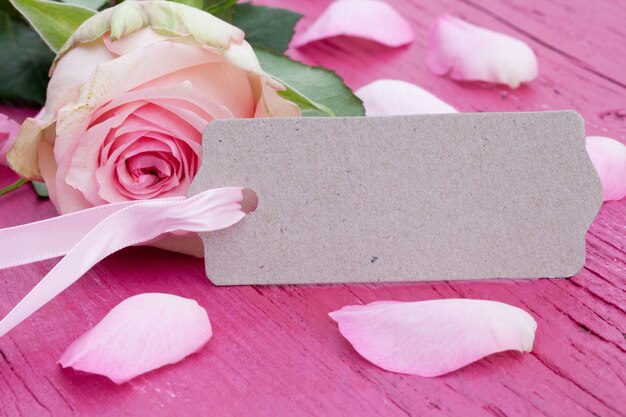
[0,0,625,416]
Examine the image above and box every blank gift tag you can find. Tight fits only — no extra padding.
[188,111,601,285]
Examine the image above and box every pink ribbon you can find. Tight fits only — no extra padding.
[0,187,255,338]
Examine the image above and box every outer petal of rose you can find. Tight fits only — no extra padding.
[7,117,55,181]
[59,293,212,384]
[91,81,232,125]
[12,44,116,179]
[221,40,300,114]
[292,0,414,48]
[47,41,117,120]
[142,64,256,118]
[10,46,115,180]
[356,79,457,116]
[103,27,170,55]
[222,40,272,82]
[586,136,626,202]
[426,15,538,89]
[38,140,59,206]
[251,77,301,118]
[0,114,21,166]
[55,1,286,109]
[56,0,244,62]
[329,299,536,377]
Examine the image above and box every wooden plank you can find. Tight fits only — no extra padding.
[0,0,625,416]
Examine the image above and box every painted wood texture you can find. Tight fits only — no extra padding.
[0,0,624,416]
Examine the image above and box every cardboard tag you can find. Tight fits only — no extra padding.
[188,111,601,285]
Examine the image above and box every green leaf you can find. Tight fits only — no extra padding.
[204,0,237,13]
[255,49,364,117]
[0,12,54,104]
[233,4,302,54]
[9,0,96,52]
[169,0,204,9]
[204,0,236,22]
[59,0,107,10]
[0,1,22,19]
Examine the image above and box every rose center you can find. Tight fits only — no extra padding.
[135,166,163,183]
[126,154,171,187]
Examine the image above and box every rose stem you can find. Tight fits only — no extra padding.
[0,178,29,197]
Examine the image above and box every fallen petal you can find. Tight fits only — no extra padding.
[586,136,626,202]
[426,15,538,89]
[59,293,212,384]
[292,0,414,48]
[356,79,457,116]
[329,299,536,377]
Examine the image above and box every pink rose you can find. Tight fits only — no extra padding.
[0,113,20,167]
[8,1,299,254]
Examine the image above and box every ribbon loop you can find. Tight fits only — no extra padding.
[0,187,253,338]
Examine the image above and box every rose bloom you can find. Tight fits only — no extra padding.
[8,1,300,255]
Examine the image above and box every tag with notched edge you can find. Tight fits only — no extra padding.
[188,111,601,285]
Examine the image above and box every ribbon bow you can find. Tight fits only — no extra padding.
[0,187,257,338]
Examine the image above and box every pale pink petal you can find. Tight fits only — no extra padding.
[103,27,171,56]
[45,42,116,120]
[253,79,301,118]
[330,299,536,377]
[9,116,56,181]
[89,80,234,126]
[59,293,212,384]
[141,63,254,118]
[356,79,457,116]
[112,111,202,153]
[37,140,59,208]
[426,15,538,89]
[292,0,415,48]
[0,113,21,166]
[586,136,626,202]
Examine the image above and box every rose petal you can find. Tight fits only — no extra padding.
[329,299,536,377]
[57,0,244,61]
[45,42,117,120]
[426,15,538,89]
[7,114,55,180]
[356,79,457,116]
[37,140,58,204]
[144,64,255,118]
[0,113,21,166]
[90,81,233,123]
[253,79,301,118]
[586,136,626,202]
[103,27,170,56]
[292,0,415,48]
[59,293,212,384]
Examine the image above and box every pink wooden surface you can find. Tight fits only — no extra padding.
[1,0,625,416]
